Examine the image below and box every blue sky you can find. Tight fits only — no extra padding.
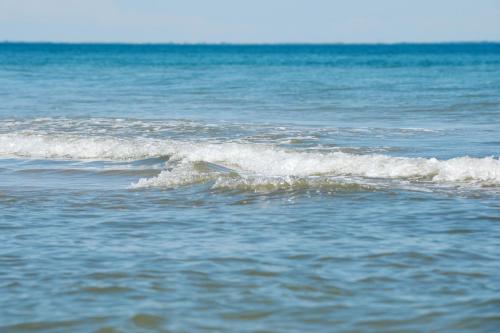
[1,0,499,43]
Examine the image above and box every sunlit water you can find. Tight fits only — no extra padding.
[1,43,499,332]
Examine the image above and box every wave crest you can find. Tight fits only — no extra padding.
[1,133,499,187]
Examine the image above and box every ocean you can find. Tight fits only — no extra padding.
[1,43,499,332]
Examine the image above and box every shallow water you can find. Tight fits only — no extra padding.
[1,43,500,332]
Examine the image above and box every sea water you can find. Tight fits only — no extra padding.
[0,43,499,332]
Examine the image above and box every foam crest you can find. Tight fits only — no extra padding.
[175,143,500,184]
[0,134,174,160]
[129,162,373,192]
[130,162,217,189]
[1,133,499,186]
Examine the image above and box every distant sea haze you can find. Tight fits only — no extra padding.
[1,43,499,333]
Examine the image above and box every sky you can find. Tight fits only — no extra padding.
[0,0,499,43]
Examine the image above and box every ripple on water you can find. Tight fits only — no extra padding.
[220,311,274,321]
[1,320,81,332]
[130,313,164,329]
[1,316,111,333]
[239,269,280,278]
[81,285,134,294]
[94,327,122,333]
[86,272,130,280]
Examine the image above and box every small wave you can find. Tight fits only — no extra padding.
[130,161,218,188]
[130,162,374,193]
[211,175,374,193]
[1,133,499,187]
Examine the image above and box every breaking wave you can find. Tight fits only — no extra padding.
[2,133,498,189]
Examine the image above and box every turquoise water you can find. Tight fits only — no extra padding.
[1,43,500,332]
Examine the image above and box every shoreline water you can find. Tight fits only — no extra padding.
[1,43,499,332]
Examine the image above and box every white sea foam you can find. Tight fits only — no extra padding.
[0,134,173,160]
[131,161,217,189]
[1,133,499,187]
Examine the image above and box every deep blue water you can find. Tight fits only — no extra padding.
[1,43,499,332]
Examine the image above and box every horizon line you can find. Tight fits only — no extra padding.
[2,40,500,46]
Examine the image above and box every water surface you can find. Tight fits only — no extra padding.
[1,43,500,332]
